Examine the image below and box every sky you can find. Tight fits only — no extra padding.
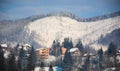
[0,0,120,20]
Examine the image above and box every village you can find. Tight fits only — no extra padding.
[0,38,120,71]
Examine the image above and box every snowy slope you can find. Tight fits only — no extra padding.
[25,16,120,51]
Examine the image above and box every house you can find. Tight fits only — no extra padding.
[0,43,12,59]
[69,48,80,56]
[61,47,67,55]
[37,48,49,59]
[0,43,8,51]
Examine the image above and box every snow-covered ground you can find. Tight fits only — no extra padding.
[34,66,62,71]
[25,16,120,51]
[103,67,116,71]
[44,55,56,63]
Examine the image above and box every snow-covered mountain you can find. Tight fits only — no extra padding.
[0,11,120,51]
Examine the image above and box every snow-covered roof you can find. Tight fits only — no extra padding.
[69,48,79,52]
[118,50,120,53]
[22,44,32,51]
[84,53,88,57]
[0,43,7,47]
[23,44,31,47]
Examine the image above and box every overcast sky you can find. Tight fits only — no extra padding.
[0,0,120,20]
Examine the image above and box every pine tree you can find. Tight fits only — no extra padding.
[14,43,19,55]
[75,39,84,54]
[63,38,71,50]
[56,40,61,56]
[83,56,90,71]
[107,42,117,67]
[49,64,53,71]
[18,46,26,71]
[63,38,69,48]
[62,50,73,71]
[56,40,60,48]
[69,40,73,49]
[40,61,45,71]
[40,61,45,68]
[19,47,25,60]
[51,40,61,56]
[17,59,22,71]
[27,46,36,71]
[8,53,16,71]
[0,46,6,71]
[51,40,56,56]
[97,48,103,71]
[107,42,117,56]
[63,50,73,64]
